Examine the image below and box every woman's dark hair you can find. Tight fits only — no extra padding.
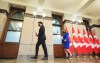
[63,19,67,24]
[38,21,43,24]
[62,30,66,33]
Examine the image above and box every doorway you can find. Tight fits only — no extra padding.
[0,7,25,58]
[52,13,65,58]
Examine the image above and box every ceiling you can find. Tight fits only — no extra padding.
[2,0,100,20]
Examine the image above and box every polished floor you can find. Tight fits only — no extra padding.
[0,55,100,63]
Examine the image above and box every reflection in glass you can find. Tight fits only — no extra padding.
[8,21,22,31]
[53,35,62,44]
[11,10,24,20]
[53,26,61,34]
[52,19,60,24]
[5,31,20,42]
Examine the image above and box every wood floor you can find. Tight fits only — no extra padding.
[0,55,100,63]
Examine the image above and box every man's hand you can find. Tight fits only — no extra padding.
[35,32,38,36]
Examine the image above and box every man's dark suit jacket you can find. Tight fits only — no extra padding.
[38,25,46,42]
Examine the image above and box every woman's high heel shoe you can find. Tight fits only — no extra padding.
[66,56,69,59]
[65,55,69,59]
[69,54,72,58]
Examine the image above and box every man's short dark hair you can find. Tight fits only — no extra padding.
[38,21,43,24]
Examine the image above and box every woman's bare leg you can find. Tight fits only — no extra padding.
[64,49,68,57]
[66,49,72,57]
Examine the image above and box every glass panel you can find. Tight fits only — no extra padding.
[5,31,21,42]
[8,21,22,31]
[53,35,62,44]
[11,10,24,20]
[52,17,61,24]
[53,26,61,34]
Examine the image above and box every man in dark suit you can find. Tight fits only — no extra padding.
[31,21,48,60]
